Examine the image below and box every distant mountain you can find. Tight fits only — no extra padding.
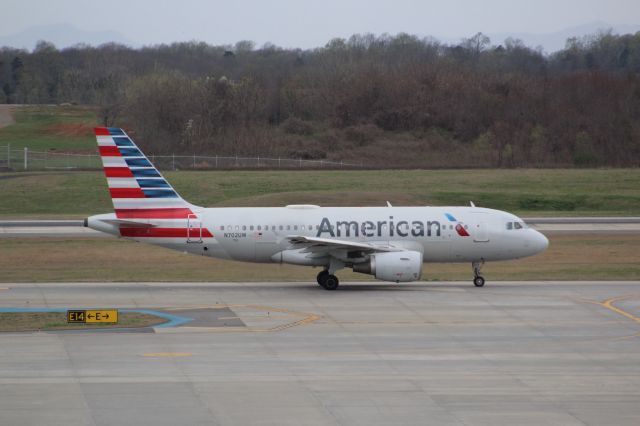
[0,23,133,50]
[1,21,639,53]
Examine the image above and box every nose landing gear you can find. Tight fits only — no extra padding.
[472,260,485,287]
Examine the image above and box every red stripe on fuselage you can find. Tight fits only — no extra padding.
[115,208,194,219]
[119,227,214,238]
[99,146,121,156]
[94,127,110,136]
[104,167,133,178]
[109,188,145,198]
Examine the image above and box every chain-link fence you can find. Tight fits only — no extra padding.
[0,145,363,171]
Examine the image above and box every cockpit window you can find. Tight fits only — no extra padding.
[506,221,527,230]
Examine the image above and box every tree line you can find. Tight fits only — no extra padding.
[1,31,640,167]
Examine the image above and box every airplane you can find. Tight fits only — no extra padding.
[86,127,549,290]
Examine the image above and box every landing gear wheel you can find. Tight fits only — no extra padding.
[473,276,485,287]
[323,275,339,291]
[317,270,329,287]
[472,260,485,288]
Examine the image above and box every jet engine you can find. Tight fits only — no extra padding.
[352,251,423,282]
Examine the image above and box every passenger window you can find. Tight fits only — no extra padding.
[220,226,224,230]
[286,225,291,230]
[279,225,283,230]
[506,222,513,230]
[257,225,261,230]
[301,225,305,230]
[294,225,298,230]
[250,225,254,231]
[235,225,239,231]
[242,225,246,231]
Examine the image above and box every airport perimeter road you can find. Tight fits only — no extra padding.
[2,217,640,237]
[1,281,639,425]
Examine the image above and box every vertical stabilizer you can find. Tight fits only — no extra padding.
[94,127,199,219]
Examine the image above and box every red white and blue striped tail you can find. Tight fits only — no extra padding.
[95,127,199,219]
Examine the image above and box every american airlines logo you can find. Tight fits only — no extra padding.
[317,216,443,238]
[316,213,471,238]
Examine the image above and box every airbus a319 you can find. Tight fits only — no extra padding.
[86,127,549,290]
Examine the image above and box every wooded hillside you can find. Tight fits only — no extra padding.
[1,32,640,167]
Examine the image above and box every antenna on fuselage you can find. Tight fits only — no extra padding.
[386,201,392,207]
[470,201,476,207]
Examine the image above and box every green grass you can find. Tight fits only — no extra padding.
[0,105,98,151]
[0,169,639,218]
[0,234,638,282]
[0,312,166,332]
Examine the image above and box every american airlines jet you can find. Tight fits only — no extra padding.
[86,127,549,290]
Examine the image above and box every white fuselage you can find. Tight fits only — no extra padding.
[89,205,549,265]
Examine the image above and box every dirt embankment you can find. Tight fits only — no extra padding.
[0,105,15,128]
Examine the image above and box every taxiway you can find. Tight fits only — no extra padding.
[0,281,639,425]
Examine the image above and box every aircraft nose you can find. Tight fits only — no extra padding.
[531,230,549,254]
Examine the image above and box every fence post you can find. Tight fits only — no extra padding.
[278,157,281,168]
[299,158,302,168]
[172,153,175,171]
[24,147,27,170]
[215,155,218,168]
[7,144,10,169]
[193,154,196,169]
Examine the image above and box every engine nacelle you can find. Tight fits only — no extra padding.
[353,251,423,282]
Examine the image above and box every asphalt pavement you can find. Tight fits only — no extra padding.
[1,281,639,425]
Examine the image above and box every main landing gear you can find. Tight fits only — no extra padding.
[317,270,340,291]
[472,260,485,287]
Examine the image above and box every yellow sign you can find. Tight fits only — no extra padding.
[67,309,118,324]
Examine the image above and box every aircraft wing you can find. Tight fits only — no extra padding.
[286,235,399,253]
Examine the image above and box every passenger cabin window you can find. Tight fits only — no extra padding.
[250,225,254,231]
[220,226,224,230]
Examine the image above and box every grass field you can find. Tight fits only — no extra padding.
[0,105,98,152]
[1,234,638,282]
[0,168,639,218]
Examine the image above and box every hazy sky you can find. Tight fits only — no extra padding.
[2,0,639,48]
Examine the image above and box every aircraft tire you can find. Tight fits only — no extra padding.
[317,270,329,286]
[473,276,485,287]
[323,275,339,291]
